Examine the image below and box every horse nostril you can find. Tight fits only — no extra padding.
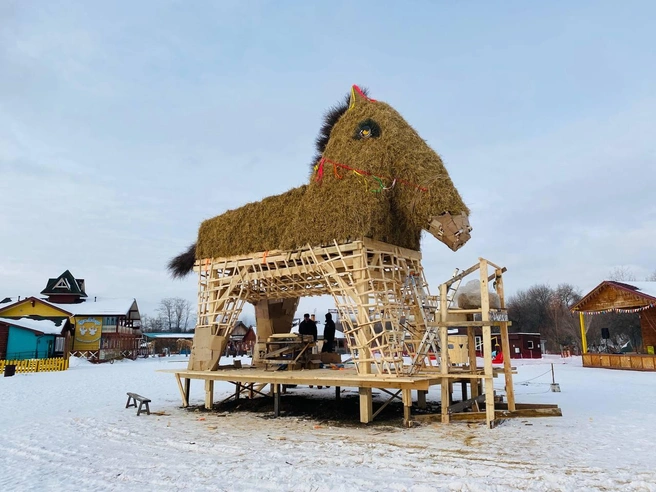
[428,212,472,251]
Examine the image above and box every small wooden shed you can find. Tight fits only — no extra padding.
[571,281,656,371]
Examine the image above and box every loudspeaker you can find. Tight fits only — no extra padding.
[601,328,610,340]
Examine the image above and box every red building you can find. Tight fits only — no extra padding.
[506,332,542,359]
[454,327,542,359]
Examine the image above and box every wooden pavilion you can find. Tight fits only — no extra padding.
[571,281,656,371]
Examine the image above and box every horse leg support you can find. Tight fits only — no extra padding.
[273,384,281,417]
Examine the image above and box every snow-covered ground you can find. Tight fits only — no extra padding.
[1,355,655,491]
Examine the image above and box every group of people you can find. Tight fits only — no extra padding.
[298,312,336,353]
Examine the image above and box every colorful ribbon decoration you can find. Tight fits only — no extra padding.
[314,157,428,192]
[574,303,655,315]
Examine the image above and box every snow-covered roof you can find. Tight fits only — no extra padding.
[0,317,66,335]
[143,333,194,339]
[617,281,656,300]
[572,281,656,313]
[46,298,141,319]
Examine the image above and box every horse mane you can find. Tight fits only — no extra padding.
[310,87,368,170]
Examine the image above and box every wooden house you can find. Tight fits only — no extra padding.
[0,270,142,362]
[571,281,656,371]
[228,322,256,356]
[450,326,542,359]
[507,332,542,359]
[0,316,70,360]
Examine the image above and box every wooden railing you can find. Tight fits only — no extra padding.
[0,357,69,373]
[582,353,656,371]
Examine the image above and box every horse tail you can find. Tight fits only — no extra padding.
[168,242,197,278]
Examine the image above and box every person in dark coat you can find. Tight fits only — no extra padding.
[298,313,317,342]
[321,312,336,353]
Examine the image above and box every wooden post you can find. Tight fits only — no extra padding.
[495,268,515,412]
[359,387,373,423]
[235,382,241,400]
[479,259,495,428]
[467,326,479,399]
[335,386,341,402]
[184,378,191,407]
[204,379,214,410]
[439,283,450,423]
[460,381,468,401]
[273,383,280,417]
[579,312,588,354]
[402,388,412,426]
[175,374,189,407]
[417,390,427,409]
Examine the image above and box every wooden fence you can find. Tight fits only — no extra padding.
[582,353,656,371]
[0,357,69,373]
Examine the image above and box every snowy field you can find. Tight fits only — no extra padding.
[1,355,655,492]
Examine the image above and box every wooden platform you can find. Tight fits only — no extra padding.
[160,366,518,426]
[582,353,656,371]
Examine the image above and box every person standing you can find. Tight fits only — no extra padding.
[321,312,336,353]
[298,313,318,342]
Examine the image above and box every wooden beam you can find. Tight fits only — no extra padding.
[273,383,280,417]
[448,394,486,414]
[402,388,412,427]
[184,378,191,407]
[479,259,495,428]
[495,268,515,412]
[417,390,427,409]
[449,407,563,421]
[580,312,588,354]
[204,379,214,410]
[359,387,373,423]
[175,373,189,407]
[440,283,450,424]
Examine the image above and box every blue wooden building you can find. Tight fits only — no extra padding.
[0,317,69,360]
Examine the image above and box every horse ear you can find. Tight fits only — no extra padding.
[349,85,369,109]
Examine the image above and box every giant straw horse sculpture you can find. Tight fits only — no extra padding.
[170,86,471,375]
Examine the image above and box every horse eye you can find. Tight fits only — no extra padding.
[354,119,381,140]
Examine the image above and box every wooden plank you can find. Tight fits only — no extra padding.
[448,394,486,414]
[479,259,495,428]
[494,402,559,410]
[450,407,563,420]
[175,373,189,407]
[429,321,513,327]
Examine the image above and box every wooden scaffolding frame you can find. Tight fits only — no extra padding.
[193,238,433,376]
[183,239,531,427]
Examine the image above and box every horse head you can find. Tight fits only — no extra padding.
[314,85,471,251]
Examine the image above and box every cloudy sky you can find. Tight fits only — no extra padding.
[1,1,655,322]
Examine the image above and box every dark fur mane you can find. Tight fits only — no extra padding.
[310,87,368,170]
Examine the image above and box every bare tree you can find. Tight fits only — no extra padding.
[508,283,582,353]
[156,298,194,331]
[646,270,656,281]
[608,266,637,281]
[140,314,165,333]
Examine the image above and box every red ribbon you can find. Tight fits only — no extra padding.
[314,157,427,192]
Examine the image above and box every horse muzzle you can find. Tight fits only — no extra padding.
[428,212,472,252]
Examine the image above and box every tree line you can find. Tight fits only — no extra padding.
[141,297,195,333]
[507,267,655,353]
